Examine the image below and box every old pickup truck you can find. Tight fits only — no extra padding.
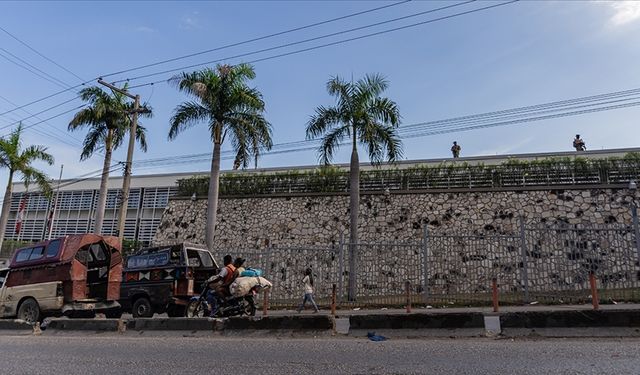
[119,243,218,317]
[0,234,122,324]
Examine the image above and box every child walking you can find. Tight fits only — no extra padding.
[297,268,319,313]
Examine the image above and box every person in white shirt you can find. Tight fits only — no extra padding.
[297,268,319,313]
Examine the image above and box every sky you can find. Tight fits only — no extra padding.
[0,0,640,190]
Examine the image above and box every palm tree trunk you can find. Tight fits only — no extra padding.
[206,133,222,252]
[0,171,14,249]
[348,128,359,301]
[94,129,113,235]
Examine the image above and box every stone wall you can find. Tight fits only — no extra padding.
[153,188,640,304]
[154,188,640,249]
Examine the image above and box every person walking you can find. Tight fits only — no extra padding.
[297,268,319,313]
[451,141,461,158]
[573,134,586,151]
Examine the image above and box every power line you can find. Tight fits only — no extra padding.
[116,0,480,85]
[0,103,87,138]
[130,86,640,168]
[0,83,87,118]
[0,48,69,90]
[100,0,413,79]
[0,96,82,132]
[0,1,414,119]
[0,25,86,82]
[0,48,72,88]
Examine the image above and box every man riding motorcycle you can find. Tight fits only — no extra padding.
[205,254,236,317]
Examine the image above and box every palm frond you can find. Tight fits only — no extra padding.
[169,101,210,140]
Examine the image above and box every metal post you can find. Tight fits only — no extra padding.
[632,205,640,266]
[47,164,63,240]
[262,289,269,316]
[331,283,336,316]
[519,218,530,303]
[422,225,429,303]
[492,277,499,313]
[338,233,344,302]
[405,280,412,313]
[589,272,599,310]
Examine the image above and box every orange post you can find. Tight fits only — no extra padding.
[405,281,412,313]
[263,289,269,316]
[590,272,599,310]
[331,283,337,316]
[492,277,499,313]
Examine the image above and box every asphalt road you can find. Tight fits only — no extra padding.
[1,335,639,375]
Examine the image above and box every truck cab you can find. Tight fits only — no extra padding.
[120,243,217,317]
[0,234,122,324]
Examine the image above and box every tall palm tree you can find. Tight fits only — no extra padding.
[306,74,402,300]
[69,85,151,235]
[169,64,272,251]
[0,123,54,246]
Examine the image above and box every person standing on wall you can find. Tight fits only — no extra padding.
[573,134,586,151]
[451,141,461,158]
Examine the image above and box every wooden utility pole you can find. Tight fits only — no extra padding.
[97,79,144,243]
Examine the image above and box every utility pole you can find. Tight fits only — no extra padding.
[97,79,144,243]
[47,164,63,240]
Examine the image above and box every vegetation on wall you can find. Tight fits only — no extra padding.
[176,153,640,197]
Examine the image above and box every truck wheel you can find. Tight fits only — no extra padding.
[132,297,153,318]
[17,298,40,324]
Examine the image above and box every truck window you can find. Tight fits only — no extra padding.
[28,246,45,261]
[15,248,33,262]
[45,239,61,258]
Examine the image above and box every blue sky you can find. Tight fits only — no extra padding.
[0,0,639,186]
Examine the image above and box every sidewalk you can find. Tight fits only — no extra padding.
[268,303,640,316]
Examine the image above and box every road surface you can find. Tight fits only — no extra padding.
[1,335,639,374]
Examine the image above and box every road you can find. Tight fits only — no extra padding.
[1,335,639,374]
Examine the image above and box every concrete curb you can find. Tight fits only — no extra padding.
[2,309,640,337]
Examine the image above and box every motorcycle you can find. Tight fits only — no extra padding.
[185,284,259,318]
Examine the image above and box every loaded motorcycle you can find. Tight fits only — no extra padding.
[185,284,258,318]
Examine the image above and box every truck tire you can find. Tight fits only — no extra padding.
[17,298,40,324]
[132,297,153,318]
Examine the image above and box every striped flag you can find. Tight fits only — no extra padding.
[15,194,28,234]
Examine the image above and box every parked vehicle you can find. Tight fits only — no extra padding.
[185,284,259,318]
[0,234,122,324]
[119,243,218,318]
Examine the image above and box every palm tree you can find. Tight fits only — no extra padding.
[169,64,272,251]
[0,123,54,246]
[69,85,151,235]
[306,74,402,300]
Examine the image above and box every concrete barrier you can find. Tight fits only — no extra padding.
[0,320,33,331]
[45,319,120,331]
[348,312,485,330]
[126,318,218,331]
[224,315,333,331]
[500,309,640,328]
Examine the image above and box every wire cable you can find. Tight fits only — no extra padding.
[100,0,412,79]
[0,25,86,82]
[115,0,479,85]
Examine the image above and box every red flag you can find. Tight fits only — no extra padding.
[15,194,28,234]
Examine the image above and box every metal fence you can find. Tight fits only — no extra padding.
[178,158,640,197]
[218,219,640,309]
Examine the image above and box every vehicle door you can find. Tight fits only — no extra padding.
[0,268,9,317]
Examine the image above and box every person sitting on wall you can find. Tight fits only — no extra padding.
[573,134,586,151]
